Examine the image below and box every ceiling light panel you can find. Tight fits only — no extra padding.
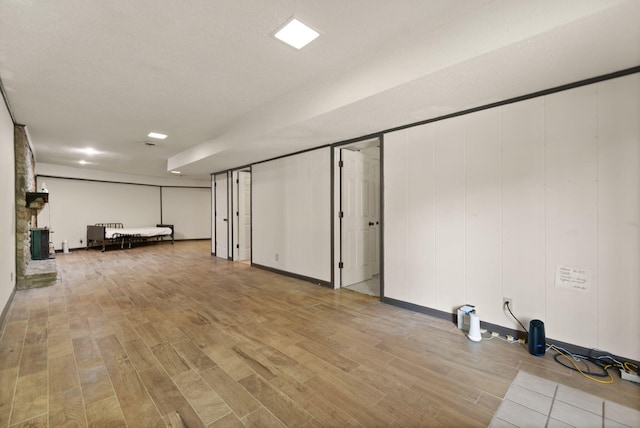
[148,132,167,139]
[81,147,100,155]
[274,18,319,50]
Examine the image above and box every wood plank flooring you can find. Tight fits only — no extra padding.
[0,241,638,427]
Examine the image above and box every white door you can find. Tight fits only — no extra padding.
[232,171,239,260]
[368,152,380,276]
[238,171,251,261]
[215,173,229,259]
[232,170,251,261]
[211,175,216,254]
[341,149,371,286]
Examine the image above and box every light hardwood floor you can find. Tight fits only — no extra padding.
[0,241,638,427]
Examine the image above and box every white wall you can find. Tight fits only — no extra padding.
[384,73,640,360]
[253,148,331,282]
[36,176,210,249]
[161,187,211,240]
[37,178,160,249]
[0,96,15,320]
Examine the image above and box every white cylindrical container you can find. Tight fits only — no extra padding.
[467,314,482,342]
[62,240,69,253]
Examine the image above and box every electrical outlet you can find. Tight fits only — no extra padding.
[503,297,513,311]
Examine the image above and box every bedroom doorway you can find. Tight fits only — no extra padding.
[335,138,381,297]
[213,172,231,260]
[232,169,251,262]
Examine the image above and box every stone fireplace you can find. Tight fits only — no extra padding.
[14,125,57,289]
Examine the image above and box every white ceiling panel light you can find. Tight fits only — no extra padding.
[274,17,319,50]
[72,147,101,156]
[148,132,167,140]
[170,170,181,174]
[81,147,100,155]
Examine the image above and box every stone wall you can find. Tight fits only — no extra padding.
[14,125,36,288]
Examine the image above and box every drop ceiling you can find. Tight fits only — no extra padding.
[1,0,638,180]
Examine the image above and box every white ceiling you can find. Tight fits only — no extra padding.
[1,0,638,180]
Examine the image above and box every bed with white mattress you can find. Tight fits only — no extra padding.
[87,223,174,251]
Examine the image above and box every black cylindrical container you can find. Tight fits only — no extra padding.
[528,319,546,356]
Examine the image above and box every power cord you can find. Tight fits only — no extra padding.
[504,302,639,385]
[504,301,528,334]
[547,344,614,384]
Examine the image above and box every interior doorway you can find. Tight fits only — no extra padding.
[335,138,381,297]
[213,172,230,260]
[232,169,251,262]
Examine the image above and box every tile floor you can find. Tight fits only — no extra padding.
[490,371,640,427]
[342,275,380,297]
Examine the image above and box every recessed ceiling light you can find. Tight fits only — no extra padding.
[274,18,319,50]
[170,170,181,174]
[73,147,101,156]
[148,132,167,140]
[78,160,89,165]
[81,147,100,155]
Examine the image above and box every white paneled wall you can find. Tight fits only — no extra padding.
[433,117,466,311]
[384,73,640,360]
[252,161,285,267]
[465,109,502,319]
[37,178,160,250]
[501,97,546,325]
[36,177,210,250]
[384,132,410,299]
[545,85,599,349]
[253,148,331,282]
[596,75,640,358]
[407,125,436,306]
[161,187,211,240]
[0,96,15,317]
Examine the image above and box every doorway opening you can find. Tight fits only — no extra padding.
[212,169,252,263]
[213,172,231,259]
[334,138,381,297]
[232,169,251,263]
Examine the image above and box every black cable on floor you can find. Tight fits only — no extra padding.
[505,301,528,334]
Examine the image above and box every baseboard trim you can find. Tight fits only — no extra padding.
[251,263,332,288]
[58,238,210,253]
[381,297,640,368]
[0,286,17,340]
[382,297,457,324]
